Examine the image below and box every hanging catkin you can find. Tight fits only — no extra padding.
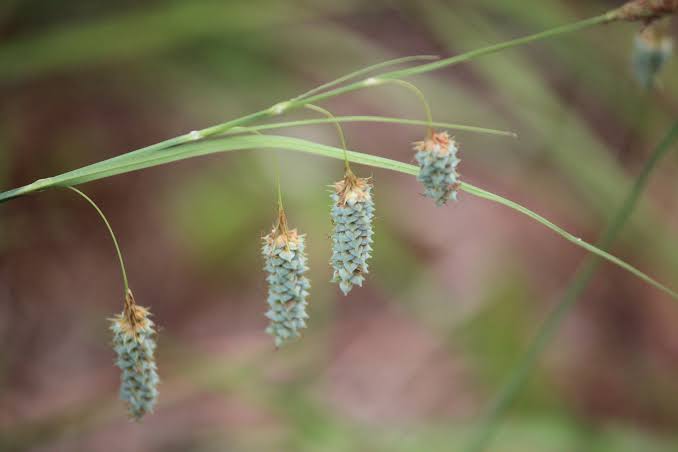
[110,290,159,420]
[330,172,374,295]
[262,211,311,347]
[414,131,461,206]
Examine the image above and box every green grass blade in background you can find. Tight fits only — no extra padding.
[466,120,678,452]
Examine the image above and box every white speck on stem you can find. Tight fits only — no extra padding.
[365,77,381,86]
[271,102,290,115]
[189,130,202,140]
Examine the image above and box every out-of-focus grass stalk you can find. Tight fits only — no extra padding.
[465,120,678,452]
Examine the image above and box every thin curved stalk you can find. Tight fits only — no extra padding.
[1,134,675,300]
[67,187,130,295]
[222,116,516,137]
[305,104,352,172]
[291,54,439,101]
[15,10,607,175]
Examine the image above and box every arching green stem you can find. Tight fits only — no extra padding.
[382,79,434,137]
[292,54,439,101]
[0,13,612,193]
[13,134,672,301]
[223,116,516,138]
[305,104,352,173]
[67,187,129,295]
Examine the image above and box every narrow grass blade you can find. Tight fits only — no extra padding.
[461,183,677,299]
[291,55,439,101]
[225,116,517,138]
[380,13,615,80]
[0,134,674,300]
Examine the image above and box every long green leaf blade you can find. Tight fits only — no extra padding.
[1,134,674,300]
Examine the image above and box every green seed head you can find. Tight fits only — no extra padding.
[110,291,159,421]
[414,131,461,206]
[330,173,375,295]
[262,224,311,347]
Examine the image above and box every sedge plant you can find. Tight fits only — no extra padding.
[0,0,676,419]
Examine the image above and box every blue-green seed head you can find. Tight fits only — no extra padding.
[632,26,673,89]
[262,223,311,347]
[414,131,461,206]
[110,292,159,421]
[330,174,374,295]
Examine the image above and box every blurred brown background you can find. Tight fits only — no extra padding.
[1,0,678,450]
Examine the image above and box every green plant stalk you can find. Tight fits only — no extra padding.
[2,134,675,300]
[305,104,352,172]
[380,79,435,135]
[291,54,439,101]
[465,120,678,452]
[379,13,615,80]
[1,9,669,297]
[67,187,129,295]
[224,116,516,137]
[3,11,608,183]
[0,115,514,203]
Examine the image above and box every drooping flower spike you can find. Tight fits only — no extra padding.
[330,170,375,295]
[110,290,160,420]
[632,22,673,89]
[66,187,160,420]
[304,103,376,296]
[377,80,461,207]
[262,207,311,347]
[414,131,461,206]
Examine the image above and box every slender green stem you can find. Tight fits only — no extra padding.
[305,104,351,172]
[291,54,439,101]
[289,13,615,108]
[67,187,129,295]
[383,80,434,136]
[93,11,608,161]
[0,12,607,197]
[223,116,516,138]
[463,183,677,298]
[272,127,283,215]
[0,10,666,299]
[465,120,678,452]
[380,13,615,80]
[12,134,673,301]
[276,174,283,213]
